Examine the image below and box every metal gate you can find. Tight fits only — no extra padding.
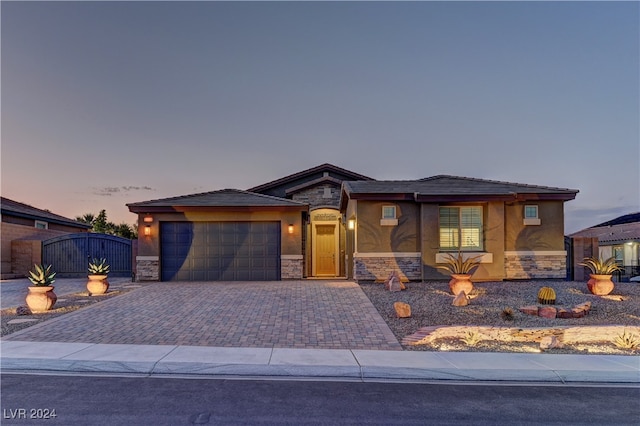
[43,233,132,278]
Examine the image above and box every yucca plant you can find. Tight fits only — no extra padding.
[88,258,110,275]
[613,330,639,350]
[579,256,622,275]
[437,252,483,275]
[461,331,482,346]
[27,264,56,286]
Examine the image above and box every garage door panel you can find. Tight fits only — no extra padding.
[161,221,280,281]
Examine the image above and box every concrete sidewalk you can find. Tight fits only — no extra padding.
[1,341,638,384]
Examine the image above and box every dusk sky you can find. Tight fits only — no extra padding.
[2,1,638,234]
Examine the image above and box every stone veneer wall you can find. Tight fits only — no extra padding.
[136,258,159,281]
[281,257,304,279]
[354,255,421,281]
[504,252,567,279]
[291,184,341,208]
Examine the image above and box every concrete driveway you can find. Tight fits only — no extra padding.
[3,280,402,351]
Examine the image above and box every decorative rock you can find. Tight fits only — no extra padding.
[16,306,31,316]
[538,306,557,319]
[384,271,406,291]
[556,308,573,319]
[452,291,469,307]
[540,335,563,350]
[571,308,586,318]
[519,306,539,316]
[393,302,412,318]
[389,277,403,292]
[575,302,591,314]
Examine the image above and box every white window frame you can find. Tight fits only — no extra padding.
[35,220,48,229]
[380,205,398,226]
[439,206,483,251]
[523,205,541,225]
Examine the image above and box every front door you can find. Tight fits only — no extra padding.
[315,224,336,276]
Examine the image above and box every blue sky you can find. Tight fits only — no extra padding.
[2,1,638,233]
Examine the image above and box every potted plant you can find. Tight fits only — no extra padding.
[437,252,483,296]
[25,264,57,312]
[579,256,622,296]
[87,258,110,295]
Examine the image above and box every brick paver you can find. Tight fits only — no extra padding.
[4,281,402,350]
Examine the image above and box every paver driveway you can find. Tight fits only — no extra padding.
[4,280,402,350]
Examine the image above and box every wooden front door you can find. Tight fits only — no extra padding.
[315,224,336,276]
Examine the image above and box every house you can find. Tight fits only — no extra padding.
[127,165,578,282]
[568,212,640,281]
[0,197,91,278]
[341,176,578,281]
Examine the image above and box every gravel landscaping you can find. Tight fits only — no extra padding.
[360,280,640,355]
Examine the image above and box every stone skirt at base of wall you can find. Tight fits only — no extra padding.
[136,257,159,281]
[354,254,421,281]
[281,257,304,279]
[504,251,567,279]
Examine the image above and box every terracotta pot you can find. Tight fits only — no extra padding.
[449,274,473,295]
[587,274,614,296]
[25,286,57,312]
[87,274,109,295]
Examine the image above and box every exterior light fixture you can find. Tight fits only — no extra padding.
[288,224,294,234]
[143,215,153,223]
[348,219,356,230]
[144,225,151,236]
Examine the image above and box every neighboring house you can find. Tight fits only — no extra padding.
[127,165,578,282]
[0,197,91,278]
[568,212,640,281]
[340,176,578,281]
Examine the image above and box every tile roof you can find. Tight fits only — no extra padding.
[127,189,308,211]
[342,175,579,199]
[568,222,640,244]
[0,197,91,228]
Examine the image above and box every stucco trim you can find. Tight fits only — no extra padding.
[354,252,420,258]
[281,255,303,260]
[136,256,159,261]
[504,251,567,256]
[436,252,493,263]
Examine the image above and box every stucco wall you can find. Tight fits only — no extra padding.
[355,201,419,253]
[504,201,565,251]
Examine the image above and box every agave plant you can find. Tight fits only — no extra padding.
[88,258,110,275]
[579,256,622,275]
[437,252,483,275]
[27,264,56,286]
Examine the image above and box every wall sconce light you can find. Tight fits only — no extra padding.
[143,215,153,223]
[287,224,294,234]
[348,219,356,230]
[144,225,151,236]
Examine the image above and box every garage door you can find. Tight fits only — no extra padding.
[161,222,280,281]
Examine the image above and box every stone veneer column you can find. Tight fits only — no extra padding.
[136,256,159,281]
[281,255,304,279]
[353,253,421,281]
[504,251,567,279]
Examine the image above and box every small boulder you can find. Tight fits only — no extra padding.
[519,306,539,316]
[389,277,403,292]
[452,291,469,307]
[539,335,563,350]
[393,302,411,318]
[556,308,573,319]
[384,271,406,290]
[538,306,557,319]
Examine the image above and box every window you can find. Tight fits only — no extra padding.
[524,205,538,219]
[439,206,483,251]
[523,205,541,225]
[382,206,396,219]
[380,205,398,226]
[35,220,48,230]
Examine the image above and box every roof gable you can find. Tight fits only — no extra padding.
[0,197,91,229]
[127,189,307,212]
[248,163,374,198]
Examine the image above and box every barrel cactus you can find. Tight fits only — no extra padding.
[537,286,556,305]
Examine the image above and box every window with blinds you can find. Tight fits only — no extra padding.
[439,206,483,251]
